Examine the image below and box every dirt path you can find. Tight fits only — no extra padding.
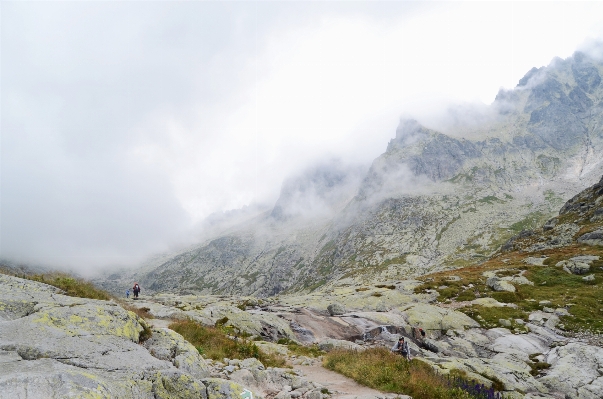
[294,365,408,399]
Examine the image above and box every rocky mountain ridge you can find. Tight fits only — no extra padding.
[97,47,603,298]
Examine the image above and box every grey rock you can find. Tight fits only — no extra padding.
[318,339,363,352]
[499,319,512,327]
[556,260,591,275]
[541,342,603,399]
[577,229,603,246]
[544,315,560,329]
[203,378,258,399]
[327,303,345,316]
[240,358,265,370]
[305,391,322,399]
[144,328,210,379]
[524,257,548,266]
[486,276,516,292]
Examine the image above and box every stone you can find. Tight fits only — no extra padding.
[203,378,257,399]
[489,331,549,355]
[326,303,345,316]
[274,391,291,399]
[577,229,603,246]
[240,358,265,370]
[582,274,595,281]
[507,276,534,286]
[543,218,558,231]
[486,276,516,292]
[471,298,508,307]
[541,342,603,399]
[402,303,479,331]
[305,391,322,399]
[556,260,591,275]
[318,339,362,352]
[152,370,208,399]
[524,257,548,266]
[544,315,560,329]
[144,328,210,379]
[499,319,512,327]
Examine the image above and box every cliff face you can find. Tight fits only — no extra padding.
[100,48,603,297]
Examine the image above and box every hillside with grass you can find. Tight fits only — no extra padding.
[414,174,603,339]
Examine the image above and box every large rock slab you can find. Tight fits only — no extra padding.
[0,274,215,399]
[144,327,210,379]
[401,303,480,331]
[540,342,603,399]
[577,229,603,246]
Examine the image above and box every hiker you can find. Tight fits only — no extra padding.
[126,289,130,299]
[132,283,141,299]
[392,337,410,360]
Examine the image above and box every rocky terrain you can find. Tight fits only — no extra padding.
[97,47,603,297]
[1,176,602,398]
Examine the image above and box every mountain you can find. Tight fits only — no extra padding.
[97,47,603,297]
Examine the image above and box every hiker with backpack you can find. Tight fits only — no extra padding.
[132,283,141,299]
[126,289,130,299]
[392,336,410,360]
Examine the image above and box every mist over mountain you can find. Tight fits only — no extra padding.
[95,46,603,297]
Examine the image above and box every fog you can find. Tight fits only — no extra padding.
[2,1,603,274]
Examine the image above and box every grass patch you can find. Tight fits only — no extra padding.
[462,305,528,329]
[508,211,547,234]
[375,284,396,289]
[416,245,603,333]
[277,338,324,358]
[0,270,112,301]
[170,320,287,367]
[122,304,153,320]
[324,348,497,399]
[528,354,551,376]
[138,322,153,343]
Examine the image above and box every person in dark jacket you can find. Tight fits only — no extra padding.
[132,283,141,299]
[391,337,410,360]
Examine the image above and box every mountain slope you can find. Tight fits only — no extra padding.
[99,47,603,297]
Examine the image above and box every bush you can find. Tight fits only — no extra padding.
[170,320,287,367]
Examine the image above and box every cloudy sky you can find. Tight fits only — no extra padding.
[2,1,603,273]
